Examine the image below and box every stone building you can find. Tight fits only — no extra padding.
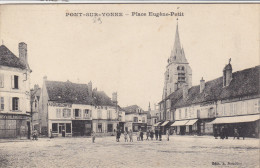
[0,43,32,138]
[124,105,147,132]
[171,62,260,137]
[30,84,41,132]
[38,77,124,137]
[159,22,192,132]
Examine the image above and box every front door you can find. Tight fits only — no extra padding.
[59,124,65,134]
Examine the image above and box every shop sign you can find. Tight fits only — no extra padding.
[48,102,72,108]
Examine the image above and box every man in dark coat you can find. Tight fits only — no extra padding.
[140,130,143,141]
[116,129,121,142]
[155,129,158,140]
[150,130,154,140]
[159,129,162,141]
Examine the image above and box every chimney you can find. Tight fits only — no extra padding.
[112,92,117,103]
[19,42,28,66]
[223,59,232,87]
[88,81,92,97]
[200,77,205,93]
[182,83,188,99]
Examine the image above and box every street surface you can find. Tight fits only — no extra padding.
[0,135,259,168]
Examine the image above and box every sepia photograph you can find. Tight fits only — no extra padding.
[0,3,259,168]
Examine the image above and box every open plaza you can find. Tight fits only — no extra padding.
[0,135,259,168]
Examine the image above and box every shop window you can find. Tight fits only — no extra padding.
[12,97,19,111]
[98,123,102,133]
[52,123,58,133]
[133,125,139,132]
[0,97,4,110]
[107,124,113,132]
[66,123,71,133]
[0,74,4,88]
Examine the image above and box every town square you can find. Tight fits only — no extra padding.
[0,4,259,168]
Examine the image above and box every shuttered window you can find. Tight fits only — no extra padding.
[0,74,4,88]
[12,97,19,111]
[0,97,4,110]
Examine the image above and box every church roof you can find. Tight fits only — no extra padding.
[45,80,115,106]
[0,45,27,69]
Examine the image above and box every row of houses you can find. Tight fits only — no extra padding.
[0,43,148,138]
[157,22,260,138]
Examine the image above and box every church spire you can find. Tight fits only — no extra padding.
[170,21,188,64]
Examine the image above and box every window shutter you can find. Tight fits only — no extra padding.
[90,110,92,117]
[73,109,75,118]
[79,109,82,117]
[11,76,14,89]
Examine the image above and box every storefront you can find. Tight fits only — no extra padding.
[50,120,72,137]
[171,120,189,135]
[72,120,92,136]
[209,114,260,138]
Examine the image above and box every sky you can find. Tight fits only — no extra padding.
[0,4,259,110]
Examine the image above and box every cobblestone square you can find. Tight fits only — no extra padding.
[0,135,259,168]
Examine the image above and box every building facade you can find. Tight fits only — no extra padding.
[171,63,260,137]
[124,105,147,132]
[159,22,192,127]
[0,43,32,138]
[39,77,123,137]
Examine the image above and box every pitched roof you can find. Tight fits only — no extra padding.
[123,105,146,114]
[45,80,114,106]
[0,45,27,69]
[162,65,260,109]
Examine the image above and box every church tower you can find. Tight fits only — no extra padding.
[162,22,192,99]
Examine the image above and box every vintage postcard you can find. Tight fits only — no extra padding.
[0,3,259,168]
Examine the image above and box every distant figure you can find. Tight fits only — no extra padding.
[62,129,65,137]
[155,129,158,140]
[224,126,229,139]
[91,131,96,143]
[214,126,218,139]
[116,129,121,142]
[129,129,133,142]
[150,130,154,140]
[50,129,54,139]
[146,130,150,141]
[233,128,239,140]
[137,130,140,141]
[220,126,225,140]
[124,131,128,142]
[166,129,170,141]
[140,130,144,141]
[158,129,162,141]
[32,129,38,140]
[240,126,246,140]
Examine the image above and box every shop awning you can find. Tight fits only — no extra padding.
[209,114,260,124]
[153,122,162,127]
[185,119,198,126]
[171,120,189,126]
[161,121,170,126]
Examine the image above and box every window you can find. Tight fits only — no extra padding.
[133,117,138,122]
[97,110,102,119]
[52,123,58,133]
[56,109,61,118]
[254,99,260,113]
[63,108,71,118]
[107,110,112,119]
[142,117,145,123]
[107,124,113,132]
[0,97,4,110]
[66,123,71,133]
[222,105,226,116]
[185,108,187,118]
[179,109,181,119]
[12,75,19,89]
[12,97,19,111]
[98,123,102,133]
[0,74,4,88]
[74,109,80,117]
[233,103,237,115]
[84,109,90,118]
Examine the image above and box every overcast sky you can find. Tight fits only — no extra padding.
[0,4,259,110]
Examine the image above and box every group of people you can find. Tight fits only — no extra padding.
[214,126,246,140]
[114,128,170,142]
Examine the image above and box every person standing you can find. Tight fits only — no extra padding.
[220,126,225,140]
[214,126,218,139]
[32,129,38,140]
[155,129,158,140]
[159,129,162,141]
[124,131,128,142]
[233,127,239,140]
[91,131,96,143]
[137,130,140,141]
[140,130,144,141]
[150,130,154,140]
[116,129,121,142]
[224,125,229,139]
[240,126,246,140]
[129,129,133,142]
[166,129,170,141]
[146,130,150,141]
